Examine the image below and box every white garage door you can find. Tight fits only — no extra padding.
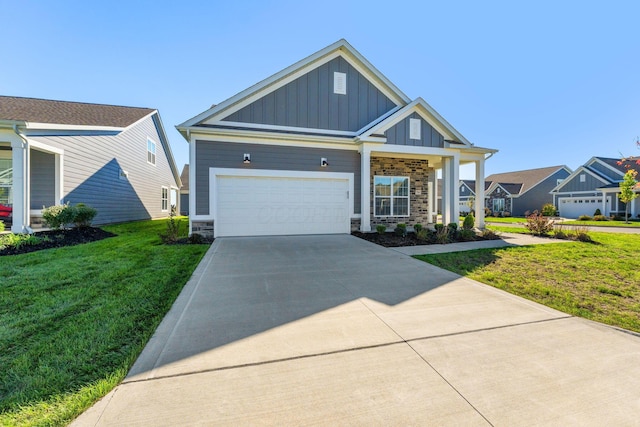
[215,174,350,237]
[558,197,602,218]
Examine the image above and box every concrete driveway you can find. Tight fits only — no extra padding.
[73,235,640,426]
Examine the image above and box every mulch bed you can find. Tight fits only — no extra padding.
[0,227,116,256]
[351,231,501,248]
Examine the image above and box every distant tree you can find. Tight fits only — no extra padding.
[619,169,638,223]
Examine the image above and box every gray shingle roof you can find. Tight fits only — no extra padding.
[0,96,155,128]
[594,157,639,175]
[485,165,568,195]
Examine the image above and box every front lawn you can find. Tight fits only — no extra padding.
[560,219,640,227]
[483,216,527,224]
[414,232,640,333]
[0,219,210,427]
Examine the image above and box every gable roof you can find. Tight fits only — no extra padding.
[180,164,189,192]
[0,96,155,128]
[485,165,570,196]
[178,39,410,134]
[591,156,639,176]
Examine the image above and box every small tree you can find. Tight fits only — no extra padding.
[619,169,638,223]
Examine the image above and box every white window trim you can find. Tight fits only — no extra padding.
[579,174,586,183]
[373,175,410,217]
[147,138,157,166]
[409,118,421,140]
[333,72,346,95]
[161,186,169,212]
[493,198,505,212]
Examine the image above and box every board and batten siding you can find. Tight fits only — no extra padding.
[222,56,397,132]
[30,149,56,209]
[28,114,178,225]
[194,140,361,216]
[385,113,445,147]
[512,170,571,216]
[558,171,607,193]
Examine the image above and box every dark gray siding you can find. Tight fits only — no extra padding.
[222,57,397,132]
[195,140,361,215]
[385,113,445,147]
[180,193,189,215]
[589,162,621,181]
[513,169,570,216]
[29,114,178,225]
[30,149,55,209]
[558,171,607,193]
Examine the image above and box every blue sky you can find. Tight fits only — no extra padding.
[3,0,639,179]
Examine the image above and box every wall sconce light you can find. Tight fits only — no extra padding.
[321,157,328,167]
[243,153,251,164]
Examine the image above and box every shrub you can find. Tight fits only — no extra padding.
[612,215,624,221]
[462,214,475,230]
[578,215,592,221]
[42,203,74,229]
[479,229,500,240]
[569,225,592,242]
[188,233,207,244]
[376,224,386,234]
[447,223,458,240]
[0,221,4,233]
[525,212,554,236]
[160,210,182,243]
[416,228,429,241]
[541,203,556,217]
[484,207,491,217]
[553,224,568,240]
[394,223,407,237]
[592,215,608,221]
[503,211,511,217]
[524,210,531,217]
[0,233,44,250]
[434,223,445,232]
[459,229,476,241]
[435,225,449,244]
[73,203,98,228]
[413,223,423,233]
[594,208,602,216]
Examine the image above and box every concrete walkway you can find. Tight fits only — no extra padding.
[72,235,640,426]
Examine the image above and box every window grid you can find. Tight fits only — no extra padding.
[374,176,410,217]
[147,138,157,165]
[161,187,168,211]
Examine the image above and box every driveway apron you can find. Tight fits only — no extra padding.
[73,235,640,426]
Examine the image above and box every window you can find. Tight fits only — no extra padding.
[0,153,12,206]
[493,198,505,212]
[579,174,586,183]
[374,176,409,216]
[147,138,157,165]
[161,187,168,211]
[557,178,564,186]
[461,186,465,193]
[409,118,421,140]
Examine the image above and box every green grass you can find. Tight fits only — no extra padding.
[561,219,640,227]
[483,217,527,224]
[414,232,640,333]
[486,224,526,234]
[0,218,210,427]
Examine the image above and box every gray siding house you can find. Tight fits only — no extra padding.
[484,165,572,216]
[179,164,189,216]
[0,96,181,233]
[551,157,640,218]
[177,39,496,238]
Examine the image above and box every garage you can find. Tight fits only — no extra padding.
[211,169,353,237]
[558,196,603,218]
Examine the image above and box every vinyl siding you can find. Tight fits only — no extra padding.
[385,113,445,147]
[589,162,622,181]
[222,56,397,132]
[558,171,607,193]
[28,114,178,225]
[30,149,55,209]
[512,169,570,216]
[194,140,361,216]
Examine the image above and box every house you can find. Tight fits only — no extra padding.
[0,96,181,233]
[180,164,189,216]
[177,39,496,238]
[551,157,640,218]
[484,165,572,216]
[436,179,482,215]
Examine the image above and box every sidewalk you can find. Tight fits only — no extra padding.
[392,232,570,256]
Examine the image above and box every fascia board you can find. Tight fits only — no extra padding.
[21,122,125,133]
[179,39,411,129]
[186,127,359,148]
[151,112,182,187]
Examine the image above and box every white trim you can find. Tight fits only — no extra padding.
[28,140,64,155]
[588,157,626,179]
[189,137,197,234]
[147,137,157,166]
[161,186,169,212]
[187,128,359,148]
[209,168,355,223]
[21,122,125,132]
[373,175,410,217]
[213,120,358,137]
[551,165,609,192]
[188,131,360,151]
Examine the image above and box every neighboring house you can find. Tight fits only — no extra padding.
[180,164,189,216]
[484,165,572,216]
[0,96,181,233]
[177,39,496,238]
[436,179,481,214]
[551,157,640,219]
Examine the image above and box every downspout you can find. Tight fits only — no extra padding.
[13,124,32,233]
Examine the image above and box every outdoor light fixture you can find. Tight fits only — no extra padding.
[321,157,328,167]
[243,153,251,164]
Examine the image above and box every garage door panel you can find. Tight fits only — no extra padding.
[215,175,349,237]
[559,197,602,218]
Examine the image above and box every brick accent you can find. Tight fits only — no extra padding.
[192,220,214,238]
[370,157,432,228]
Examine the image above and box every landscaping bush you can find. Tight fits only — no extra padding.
[73,203,98,228]
[479,228,500,240]
[394,223,407,237]
[435,225,449,244]
[434,223,445,232]
[416,228,429,241]
[0,221,4,233]
[187,233,207,244]
[413,223,423,233]
[525,212,554,236]
[569,225,592,242]
[447,222,458,240]
[592,215,608,221]
[578,215,592,221]
[159,211,182,243]
[484,207,491,217]
[42,203,75,229]
[459,229,476,241]
[541,203,556,217]
[462,214,475,230]
[553,224,568,240]
[594,208,602,216]
[503,211,511,217]
[376,224,386,234]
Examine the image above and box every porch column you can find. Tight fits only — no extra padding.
[601,193,607,217]
[441,155,459,225]
[10,139,29,233]
[360,145,371,232]
[427,171,437,223]
[474,158,485,228]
